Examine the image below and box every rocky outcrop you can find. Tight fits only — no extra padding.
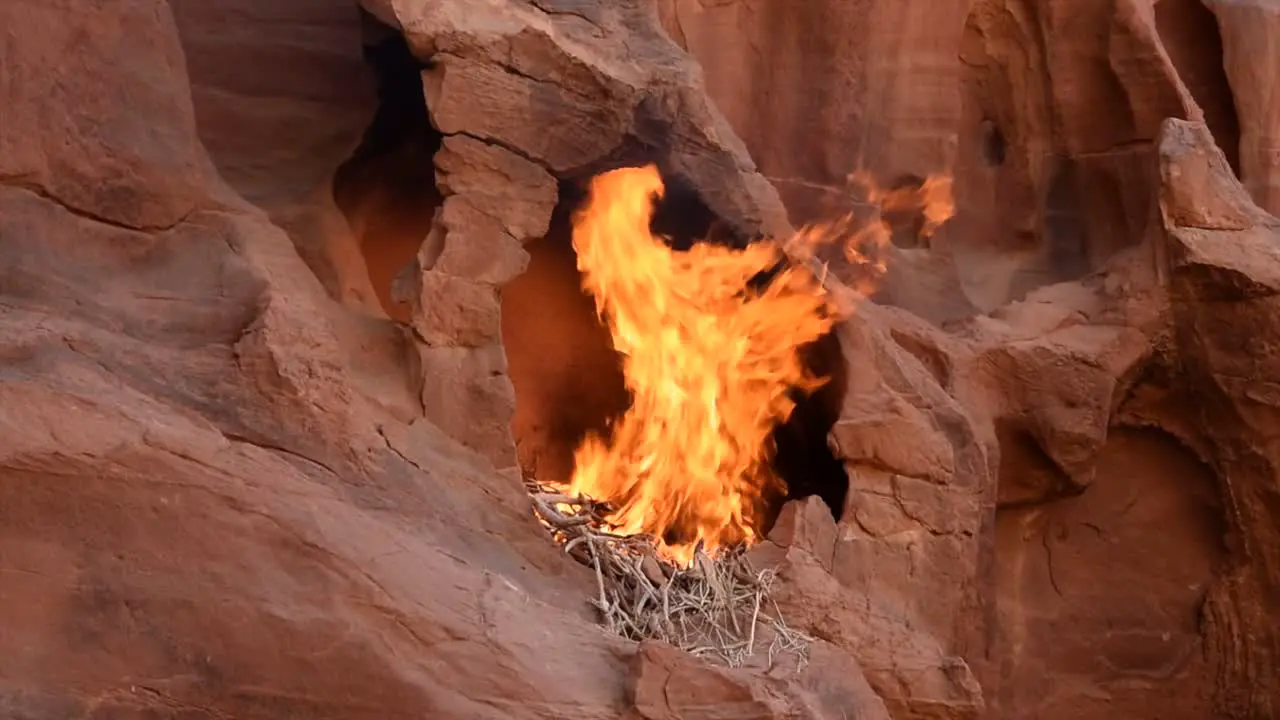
[334,0,814,468]
[404,135,557,469]
[658,0,1279,315]
[170,0,386,314]
[755,305,995,719]
[658,2,1280,717]
[0,1,623,717]
[0,0,888,718]
[4,0,1280,719]
[1157,118,1280,718]
[745,114,1280,719]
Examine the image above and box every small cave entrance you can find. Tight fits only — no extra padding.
[501,173,850,540]
[332,13,442,322]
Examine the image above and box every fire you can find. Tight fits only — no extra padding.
[565,165,832,565]
[562,164,954,566]
[787,172,956,293]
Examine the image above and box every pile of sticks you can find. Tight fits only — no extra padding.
[527,482,811,668]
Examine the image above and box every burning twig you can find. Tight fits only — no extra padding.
[526,479,812,669]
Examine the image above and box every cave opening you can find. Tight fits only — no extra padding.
[980,119,1007,167]
[502,171,850,542]
[332,13,442,322]
[333,12,848,546]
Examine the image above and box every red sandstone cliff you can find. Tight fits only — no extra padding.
[1,0,1278,719]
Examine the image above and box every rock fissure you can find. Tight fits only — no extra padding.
[0,179,199,234]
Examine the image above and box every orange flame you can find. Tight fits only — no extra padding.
[856,172,956,242]
[563,165,954,566]
[788,172,955,293]
[566,165,834,565]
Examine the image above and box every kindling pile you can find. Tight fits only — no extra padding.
[528,480,811,669]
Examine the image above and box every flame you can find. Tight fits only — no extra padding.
[856,172,956,242]
[561,164,955,566]
[566,165,834,565]
[788,172,956,293]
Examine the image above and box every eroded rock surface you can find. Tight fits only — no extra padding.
[5,0,1280,718]
[659,2,1280,717]
[0,0,890,718]
[1209,0,1280,215]
[0,2,637,717]
[1157,118,1280,718]
[660,0,1279,315]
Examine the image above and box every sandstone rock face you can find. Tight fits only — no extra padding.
[0,1,632,717]
[1209,0,1280,215]
[406,134,557,470]
[171,0,385,314]
[755,329,994,719]
[656,0,970,224]
[5,0,1280,719]
[1,0,215,230]
[365,0,794,237]
[659,0,1279,312]
[0,0,892,718]
[1157,118,1280,718]
[659,2,1280,717]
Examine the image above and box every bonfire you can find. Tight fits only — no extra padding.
[528,163,953,665]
